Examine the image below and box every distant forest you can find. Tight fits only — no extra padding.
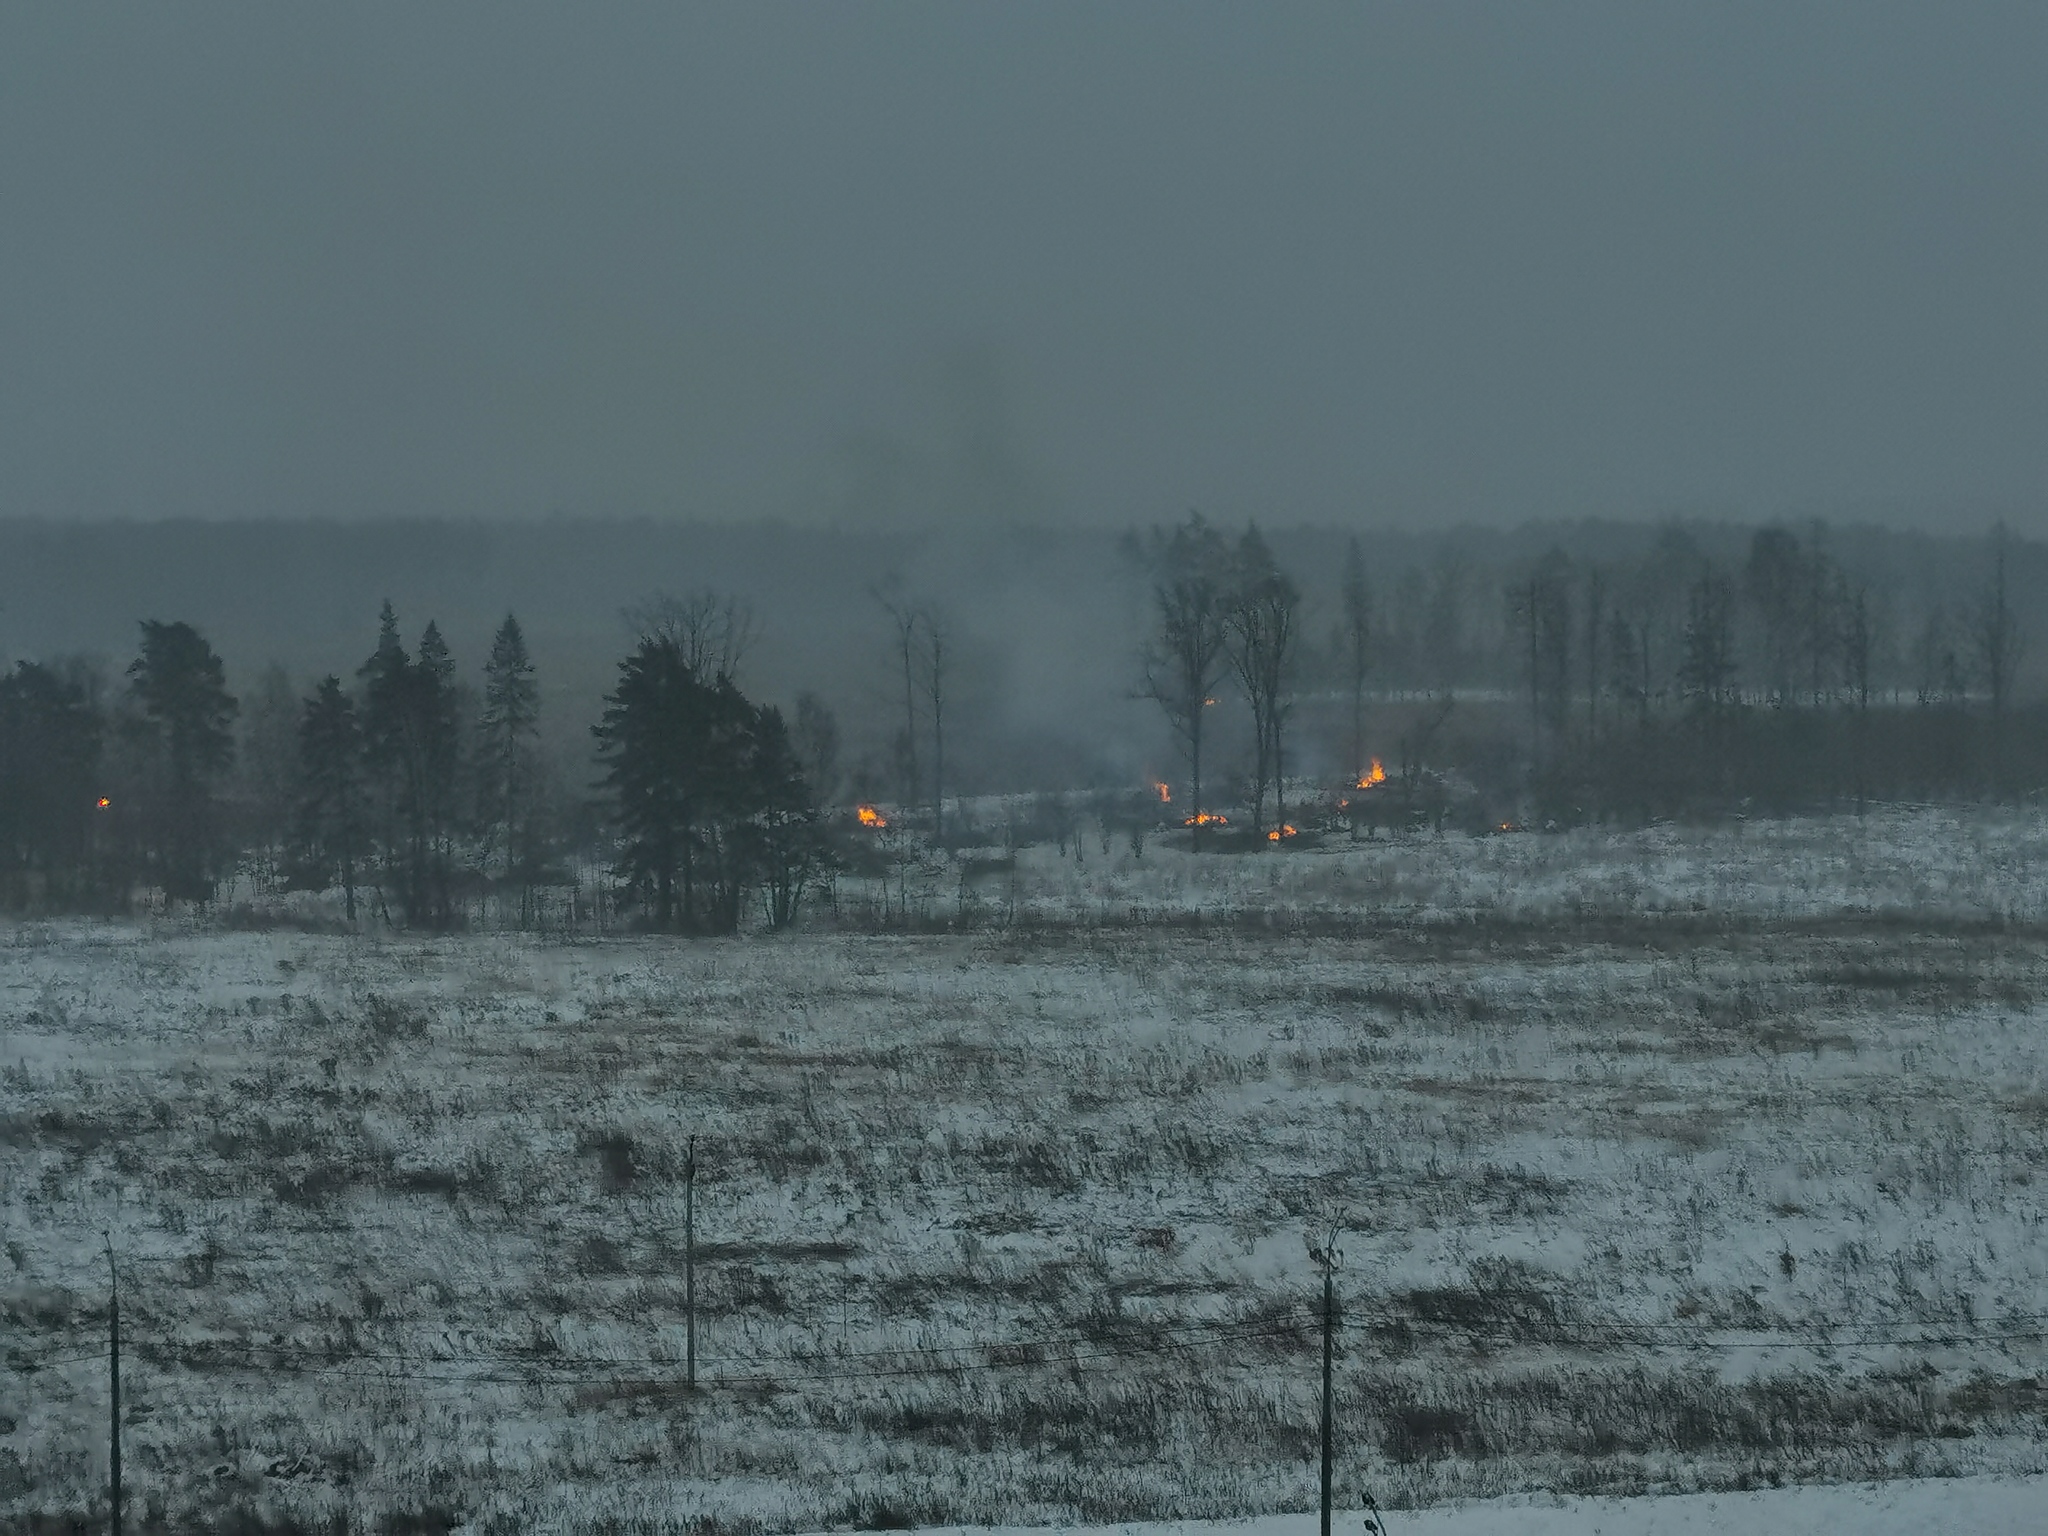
[1,516,2042,925]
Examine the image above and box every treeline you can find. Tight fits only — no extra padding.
[6,516,2044,806]
[0,604,831,927]
[1131,516,2043,828]
[1499,522,2033,816]
[3,518,2044,920]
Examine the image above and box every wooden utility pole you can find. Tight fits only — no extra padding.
[684,1135,697,1388]
[1320,1262,1334,1536]
[1309,1231,1341,1536]
[105,1237,121,1536]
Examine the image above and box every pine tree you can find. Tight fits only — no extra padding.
[126,621,238,904]
[478,613,540,903]
[354,603,462,928]
[294,677,366,923]
[357,602,411,921]
[0,661,105,909]
[595,637,703,931]
[415,621,461,927]
[595,638,817,933]
[742,703,833,930]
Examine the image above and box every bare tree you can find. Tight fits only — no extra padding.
[1138,514,1233,846]
[1507,549,1573,761]
[1745,527,1804,707]
[1227,525,1301,835]
[873,584,922,816]
[1339,535,1372,782]
[1583,566,1606,738]
[1803,521,1840,707]
[1841,579,1873,814]
[1971,522,2026,795]
[915,606,950,840]
[1679,567,1739,794]
[1422,555,1469,691]
[1913,603,1952,706]
[622,590,757,681]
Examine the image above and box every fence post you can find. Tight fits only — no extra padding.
[105,1237,121,1536]
[685,1134,697,1389]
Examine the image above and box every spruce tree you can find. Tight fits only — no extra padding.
[479,613,541,903]
[126,621,238,904]
[295,676,366,923]
[357,601,411,920]
[415,621,461,927]
[0,662,105,909]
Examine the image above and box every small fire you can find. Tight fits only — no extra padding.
[856,805,888,828]
[96,796,111,809]
[1154,782,1171,803]
[1265,824,1299,842]
[1183,812,1228,827]
[1355,758,1387,789]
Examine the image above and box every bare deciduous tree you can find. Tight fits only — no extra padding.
[915,606,950,841]
[1227,525,1300,836]
[1338,535,1372,783]
[1841,579,1873,814]
[1971,522,2026,795]
[1138,514,1232,846]
[872,581,923,817]
[622,590,757,682]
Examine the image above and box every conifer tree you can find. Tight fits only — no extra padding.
[126,621,238,904]
[0,661,105,909]
[595,637,821,933]
[479,613,541,904]
[415,621,461,926]
[295,676,366,923]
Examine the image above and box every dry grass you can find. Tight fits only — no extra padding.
[5,862,2048,1529]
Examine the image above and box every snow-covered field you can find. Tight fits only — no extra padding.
[938,1473,2046,1536]
[863,804,2048,929]
[6,811,2048,1533]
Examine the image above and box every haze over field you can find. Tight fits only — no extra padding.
[3,5,2044,530]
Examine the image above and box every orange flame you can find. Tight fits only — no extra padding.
[1183,811,1228,827]
[96,796,111,809]
[856,805,888,828]
[1355,758,1387,789]
[1154,781,1171,803]
[1265,824,1299,842]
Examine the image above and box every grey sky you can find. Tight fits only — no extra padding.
[2,4,2042,529]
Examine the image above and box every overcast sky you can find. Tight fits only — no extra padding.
[2,4,2042,530]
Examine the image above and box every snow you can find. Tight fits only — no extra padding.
[6,809,2048,1530]
[943,1474,2047,1536]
